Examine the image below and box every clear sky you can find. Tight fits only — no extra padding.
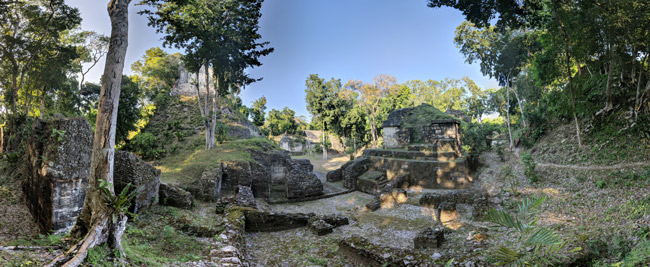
[65,0,498,119]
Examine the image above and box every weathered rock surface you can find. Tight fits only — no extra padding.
[242,209,312,232]
[309,219,334,236]
[342,157,370,189]
[419,189,488,213]
[291,159,314,173]
[159,182,193,209]
[285,169,323,199]
[114,150,161,214]
[338,235,432,267]
[326,168,342,182]
[23,117,92,233]
[316,214,350,228]
[187,163,222,202]
[413,227,445,249]
[234,186,256,208]
[365,197,381,211]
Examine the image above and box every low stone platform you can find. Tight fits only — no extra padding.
[367,156,470,189]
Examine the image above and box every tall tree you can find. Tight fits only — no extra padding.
[49,1,132,266]
[0,0,81,115]
[140,0,273,150]
[250,96,267,127]
[347,74,396,148]
[305,74,330,160]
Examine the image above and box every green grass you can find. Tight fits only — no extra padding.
[122,203,222,266]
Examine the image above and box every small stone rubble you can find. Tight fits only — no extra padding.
[159,182,193,209]
[413,227,445,249]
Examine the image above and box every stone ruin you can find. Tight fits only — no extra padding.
[22,117,162,233]
[329,104,471,195]
[184,148,323,203]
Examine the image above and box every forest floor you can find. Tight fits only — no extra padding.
[476,129,650,266]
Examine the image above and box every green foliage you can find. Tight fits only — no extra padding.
[401,104,457,143]
[496,144,506,162]
[124,205,216,265]
[595,179,608,189]
[215,121,229,144]
[462,122,492,170]
[520,152,538,183]
[116,75,143,144]
[485,198,577,266]
[264,107,298,136]
[130,47,181,105]
[250,96,267,127]
[98,179,141,216]
[0,0,81,115]
[305,75,350,138]
[51,129,66,142]
[87,245,112,267]
[130,132,164,159]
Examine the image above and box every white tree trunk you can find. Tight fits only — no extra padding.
[506,84,514,151]
[322,121,327,160]
[51,1,131,266]
[511,85,526,128]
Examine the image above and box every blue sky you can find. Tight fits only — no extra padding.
[66,0,498,119]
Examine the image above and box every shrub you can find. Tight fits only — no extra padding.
[130,132,164,159]
[520,152,539,183]
[215,122,229,144]
[462,123,492,171]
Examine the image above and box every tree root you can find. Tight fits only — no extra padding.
[45,213,127,267]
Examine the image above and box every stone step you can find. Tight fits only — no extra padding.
[362,149,460,161]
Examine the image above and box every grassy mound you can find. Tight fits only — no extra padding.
[156,137,278,184]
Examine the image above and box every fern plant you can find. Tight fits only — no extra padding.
[486,198,580,266]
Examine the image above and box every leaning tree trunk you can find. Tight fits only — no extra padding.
[505,84,514,151]
[511,85,527,128]
[204,63,214,150]
[48,1,130,266]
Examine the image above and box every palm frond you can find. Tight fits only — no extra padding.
[525,228,562,247]
[493,246,523,265]
[517,197,545,221]
[486,208,525,232]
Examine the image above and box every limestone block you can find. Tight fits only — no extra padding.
[413,227,445,249]
[114,150,161,214]
[159,182,193,209]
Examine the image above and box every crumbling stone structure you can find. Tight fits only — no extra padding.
[23,117,92,233]
[184,149,323,202]
[23,117,161,233]
[332,104,471,194]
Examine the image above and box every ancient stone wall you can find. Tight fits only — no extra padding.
[278,135,313,153]
[23,117,92,233]
[422,120,461,148]
[23,118,161,233]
